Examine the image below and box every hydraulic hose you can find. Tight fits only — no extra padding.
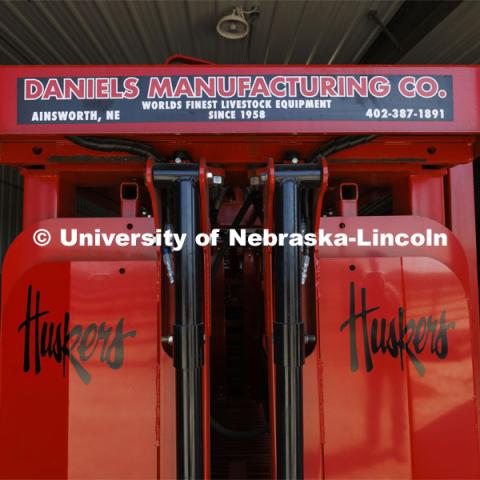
[66,135,166,162]
[308,134,377,163]
[211,189,255,277]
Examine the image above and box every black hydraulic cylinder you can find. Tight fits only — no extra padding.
[153,164,204,480]
[273,164,322,480]
[274,178,304,479]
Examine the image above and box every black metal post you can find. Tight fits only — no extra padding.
[153,164,204,480]
[273,165,322,480]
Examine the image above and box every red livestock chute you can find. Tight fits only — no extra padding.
[0,64,479,479]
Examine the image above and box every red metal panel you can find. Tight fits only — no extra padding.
[0,260,160,479]
[302,350,325,479]
[448,164,480,348]
[67,260,157,479]
[22,172,75,228]
[1,65,479,135]
[409,175,445,225]
[1,218,156,302]
[0,262,70,479]
[307,214,480,478]
[403,257,480,478]
[447,163,480,429]
[318,257,412,478]
[0,219,178,479]
[315,216,470,292]
[313,255,480,478]
[0,136,475,169]
[158,348,176,479]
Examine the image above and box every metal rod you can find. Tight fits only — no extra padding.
[272,164,322,479]
[274,177,304,480]
[153,164,204,480]
[174,177,204,480]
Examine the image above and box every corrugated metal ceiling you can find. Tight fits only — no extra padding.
[400,1,480,64]
[0,0,472,66]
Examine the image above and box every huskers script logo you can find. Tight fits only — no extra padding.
[18,285,136,385]
[340,282,455,376]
